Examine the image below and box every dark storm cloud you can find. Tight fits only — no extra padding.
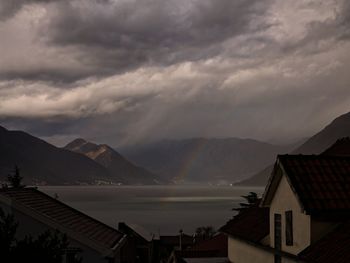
[35,0,271,81]
[0,0,59,21]
[0,68,89,84]
[48,0,267,47]
[338,0,350,39]
[1,0,350,146]
[279,0,350,55]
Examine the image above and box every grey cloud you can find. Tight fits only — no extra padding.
[35,0,271,81]
[1,0,350,146]
[48,0,268,48]
[0,0,58,21]
[0,68,91,84]
[276,1,350,56]
[338,0,350,39]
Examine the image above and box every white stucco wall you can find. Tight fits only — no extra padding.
[228,237,273,263]
[269,174,310,255]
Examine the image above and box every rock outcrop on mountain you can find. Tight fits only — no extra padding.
[64,139,161,185]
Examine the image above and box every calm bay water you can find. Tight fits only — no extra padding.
[39,185,263,235]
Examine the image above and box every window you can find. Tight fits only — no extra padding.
[285,210,293,246]
[274,214,282,263]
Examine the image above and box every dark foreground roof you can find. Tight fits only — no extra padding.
[299,221,350,263]
[178,233,227,258]
[160,234,194,247]
[190,233,227,255]
[0,188,124,250]
[278,155,350,214]
[220,206,269,243]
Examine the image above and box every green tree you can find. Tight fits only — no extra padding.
[194,226,215,241]
[13,230,70,263]
[0,207,82,263]
[0,208,18,258]
[7,165,25,189]
[232,192,259,213]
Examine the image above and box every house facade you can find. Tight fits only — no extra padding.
[222,154,350,263]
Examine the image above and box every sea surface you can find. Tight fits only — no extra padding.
[39,185,264,236]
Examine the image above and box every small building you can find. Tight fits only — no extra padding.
[0,187,133,263]
[118,222,156,263]
[222,154,350,263]
[168,233,228,263]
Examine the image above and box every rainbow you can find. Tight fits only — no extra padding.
[173,138,209,182]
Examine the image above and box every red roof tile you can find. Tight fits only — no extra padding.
[299,221,350,263]
[0,188,123,249]
[182,233,227,257]
[278,155,350,214]
[220,206,269,243]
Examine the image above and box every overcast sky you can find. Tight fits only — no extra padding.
[0,0,350,146]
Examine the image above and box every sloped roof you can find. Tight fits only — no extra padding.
[0,188,124,251]
[189,233,227,255]
[160,234,194,247]
[175,233,228,259]
[220,206,269,243]
[299,221,350,263]
[262,155,350,215]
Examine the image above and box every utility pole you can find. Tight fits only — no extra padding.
[179,229,183,251]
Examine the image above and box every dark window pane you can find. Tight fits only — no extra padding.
[285,210,293,246]
[274,214,282,250]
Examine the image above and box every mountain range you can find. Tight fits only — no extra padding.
[238,111,350,186]
[0,126,110,185]
[1,110,350,185]
[120,138,293,183]
[0,126,159,185]
[64,139,161,185]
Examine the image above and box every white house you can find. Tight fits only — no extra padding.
[222,154,350,263]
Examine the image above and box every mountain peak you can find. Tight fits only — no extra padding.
[64,138,160,184]
[64,138,88,149]
[294,111,350,154]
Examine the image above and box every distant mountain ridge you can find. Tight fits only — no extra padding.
[293,112,350,154]
[120,137,293,183]
[0,125,111,185]
[64,139,161,185]
[238,111,350,186]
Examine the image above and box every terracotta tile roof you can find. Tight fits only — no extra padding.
[278,155,350,214]
[299,221,350,263]
[180,233,227,258]
[190,233,227,253]
[220,206,269,243]
[0,188,123,249]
